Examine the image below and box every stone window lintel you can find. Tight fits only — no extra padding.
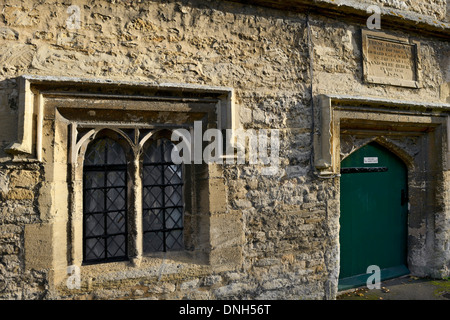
[5,75,237,162]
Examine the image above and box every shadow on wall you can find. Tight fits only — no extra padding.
[0,78,20,160]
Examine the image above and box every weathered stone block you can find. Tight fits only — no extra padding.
[210,246,243,269]
[7,188,34,200]
[208,179,228,214]
[24,223,53,270]
[180,278,200,290]
[9,170,39,188]
[213,282,253,298]
[148,282,176,294]
[0,224,21,240]
[210,212,244,249]
[201,275,222,287]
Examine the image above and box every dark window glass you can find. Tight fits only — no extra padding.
[142,138,184,253]
[83,137,128,264]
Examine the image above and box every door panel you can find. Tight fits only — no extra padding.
[339,142,409,290]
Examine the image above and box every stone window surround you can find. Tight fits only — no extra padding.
[79,127,187,264]
[8,75,243,288]
[314,94,450,284]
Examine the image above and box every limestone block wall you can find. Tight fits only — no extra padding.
[447,0,450,21]
[0,0,448,300]
[309,16,449,103]
[0,163,48,299]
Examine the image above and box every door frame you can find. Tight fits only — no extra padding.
[313,94,450,295]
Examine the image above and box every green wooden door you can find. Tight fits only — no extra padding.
[339,142,409,290]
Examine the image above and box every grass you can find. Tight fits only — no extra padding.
[431,277,450,298]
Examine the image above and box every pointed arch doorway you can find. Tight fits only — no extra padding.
[338,142,410,290]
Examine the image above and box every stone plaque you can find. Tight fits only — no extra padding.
[362,30,420,88]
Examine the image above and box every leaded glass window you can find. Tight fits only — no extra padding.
[142,138,184,253]
[83,137,128,264]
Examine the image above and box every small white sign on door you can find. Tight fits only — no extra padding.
[364,157,378,164]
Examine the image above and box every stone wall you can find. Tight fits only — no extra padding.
[0,162,49,299]
[447,0,450,21]
[0,0,448,300]
[370,0,448,20]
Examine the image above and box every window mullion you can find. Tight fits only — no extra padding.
[131,151,142,261]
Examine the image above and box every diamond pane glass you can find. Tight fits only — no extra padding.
[166,208,183,229]
[83,136,128,264]
[85,171,105,189]
[143,165,163,185]
[84,188,104,213]
[107,141,126,165]
[143,209,163,232]
[163,140,174,162]
[142,137,184,253]
[164,164,182,184]
[106,235,126,258]
[84,139,106,166]
[106,187,126,211]
[107,211,126,234]
[143,232,164,253]
[166,230,183,251]
[85,138,126,166]
[164,185,183,207]
[85,238,105,261]
[143,186,163,209]
[85,213,105,237]
[107,171,125,187]
[143,141,162,164]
